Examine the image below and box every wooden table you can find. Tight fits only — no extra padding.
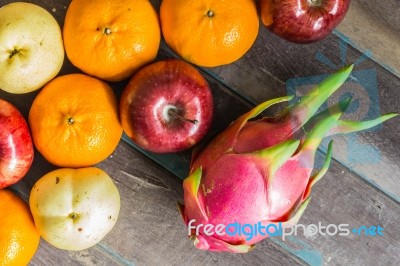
[1,0,399,265]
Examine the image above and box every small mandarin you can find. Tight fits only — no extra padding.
[0,189,40,265]
[29,74,122,168]
[160,0,259,67]
[63,0,160,81]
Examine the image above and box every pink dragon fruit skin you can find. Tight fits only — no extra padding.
[179,65,398,253]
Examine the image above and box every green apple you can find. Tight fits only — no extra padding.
[0,2,64,94]
[29,167,120,251]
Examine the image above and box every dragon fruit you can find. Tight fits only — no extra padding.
[178,65,397,253]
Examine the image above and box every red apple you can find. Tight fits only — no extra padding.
[120,59,213,153]
[260,0,350,43]
[0,99,34,188]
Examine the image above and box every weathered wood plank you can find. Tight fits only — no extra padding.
[30,240,129,266]
[336,0,400,77]
[284,150,400,266]
[1,0,399,265]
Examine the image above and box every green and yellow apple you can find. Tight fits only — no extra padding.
[29,167,120,251]
[0,2,64,94]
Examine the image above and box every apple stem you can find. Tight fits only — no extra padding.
[308,0,322,6]
[168,108,199,125]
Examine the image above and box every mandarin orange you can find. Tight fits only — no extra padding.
[63,0,160,81]
[0,189,40,265]
[29,74,122,168]
[160,0,259,67]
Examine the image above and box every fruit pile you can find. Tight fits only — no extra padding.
[0,0,396,262]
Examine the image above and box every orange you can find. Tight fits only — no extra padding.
[29,74,122,168]
[0,189,40,265]
[260,0,274,27]
[160,0,259,67]
[63,0,160,81]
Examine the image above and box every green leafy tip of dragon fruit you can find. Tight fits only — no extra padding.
[178,64,398,253]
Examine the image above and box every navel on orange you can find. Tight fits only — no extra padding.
[29,74,122,168]
[160,0,259,67]
[63,0,160,81]
[0,189,40,265]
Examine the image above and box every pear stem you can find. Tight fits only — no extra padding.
[9,48,20,59]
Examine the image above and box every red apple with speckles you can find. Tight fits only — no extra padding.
[260,0,350,43]
[120,59,213,153]
[0,99,34,188]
